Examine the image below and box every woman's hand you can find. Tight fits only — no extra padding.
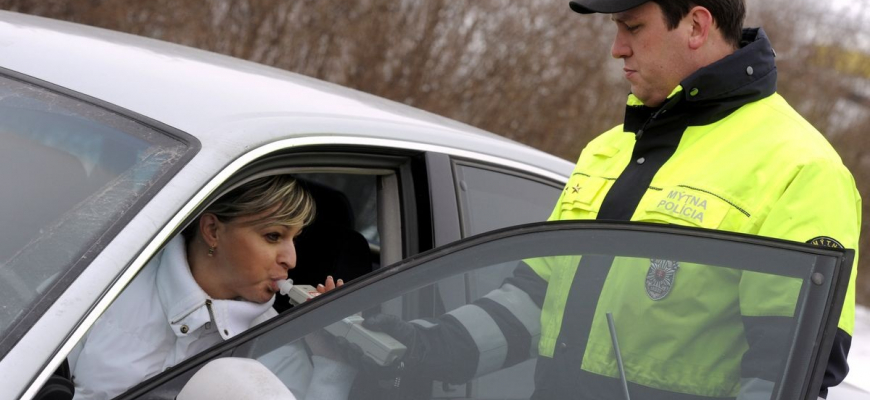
[316,275,344,294]
[304,276,345,361]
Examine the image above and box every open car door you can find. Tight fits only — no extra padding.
[120,220,853,400]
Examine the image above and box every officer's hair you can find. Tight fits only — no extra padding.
[653,0,745,49]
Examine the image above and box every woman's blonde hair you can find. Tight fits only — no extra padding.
[184,175,315,240]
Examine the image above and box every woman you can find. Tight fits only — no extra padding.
[69,175,352,400]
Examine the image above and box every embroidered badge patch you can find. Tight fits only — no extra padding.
[807,236,844,249]
[645,259,679,301]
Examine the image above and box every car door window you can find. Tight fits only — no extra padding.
[447,161,563,313]
[452,161,563,398]
[454,161,562,237]
[0,73,195,352]
[124,221,851,400]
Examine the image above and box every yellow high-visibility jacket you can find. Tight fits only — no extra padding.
[529,28,860,398]
[417,28,859,400]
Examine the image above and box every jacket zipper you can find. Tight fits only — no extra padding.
[205,299,216,322]
[635,95,680,140]
[169,299,215,325]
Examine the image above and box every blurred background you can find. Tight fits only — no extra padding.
[1,0,869,304]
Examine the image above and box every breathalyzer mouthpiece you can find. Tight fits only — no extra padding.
[277,279,294,296]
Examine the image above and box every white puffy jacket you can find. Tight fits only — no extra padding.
[69,236,353,400]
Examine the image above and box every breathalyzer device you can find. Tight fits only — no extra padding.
[277,279,407,366]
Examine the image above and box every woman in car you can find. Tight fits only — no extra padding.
[69,175,353,400]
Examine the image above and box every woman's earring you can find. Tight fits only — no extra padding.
[207,246,216,257]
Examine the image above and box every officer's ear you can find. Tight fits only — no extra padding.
[686,6,714,50]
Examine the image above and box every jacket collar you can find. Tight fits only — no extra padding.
[155,236,275,340]
[680,27,777,106]
[624,27,777,133]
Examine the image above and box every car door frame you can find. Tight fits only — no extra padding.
[115,220,854,400]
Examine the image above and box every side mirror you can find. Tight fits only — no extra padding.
[176,358,297,400]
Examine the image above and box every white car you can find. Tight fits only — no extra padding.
[0,10,864,400]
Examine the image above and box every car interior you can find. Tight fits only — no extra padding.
[275,175,377,314]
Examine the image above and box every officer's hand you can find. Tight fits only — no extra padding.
[361,314,426,368]
[329,336,396,378]
[359,313,472,383]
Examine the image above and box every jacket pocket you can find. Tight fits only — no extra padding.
[560,174,608,217]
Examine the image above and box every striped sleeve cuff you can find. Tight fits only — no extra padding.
[445,283,542,377]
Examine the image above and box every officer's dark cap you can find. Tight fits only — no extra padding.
[569,0,651,14]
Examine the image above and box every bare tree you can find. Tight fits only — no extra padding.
[2,0,868,303]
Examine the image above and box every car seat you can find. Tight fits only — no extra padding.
[274,180,373,313]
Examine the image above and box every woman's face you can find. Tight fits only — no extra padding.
[210,211,302,303]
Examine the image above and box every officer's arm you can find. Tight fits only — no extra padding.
[364,262,546,383]
[744,159,860,398]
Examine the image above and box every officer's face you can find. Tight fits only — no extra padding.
[610,2,696,107]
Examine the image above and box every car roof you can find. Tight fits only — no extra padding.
[0,10,571,177]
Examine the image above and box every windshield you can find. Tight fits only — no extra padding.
[0,73,193,347]
[222,222,848,400]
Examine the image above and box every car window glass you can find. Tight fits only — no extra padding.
[0,74,191,345]
[182,223,846,400]
[454,162,561,237]
[451,162,563,396]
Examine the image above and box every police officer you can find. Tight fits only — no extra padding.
[362,1,861,398]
